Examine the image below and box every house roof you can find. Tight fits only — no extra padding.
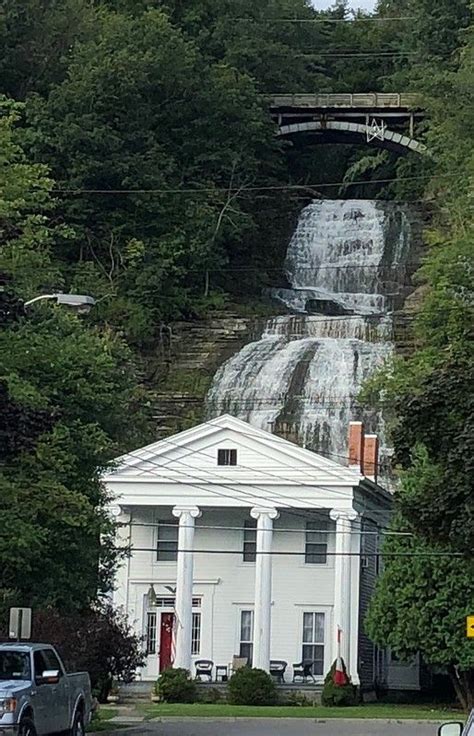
[105,414,364,493]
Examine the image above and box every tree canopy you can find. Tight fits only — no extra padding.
[0,102,150,613]
[365,2,473,709]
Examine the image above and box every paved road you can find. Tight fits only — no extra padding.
[95,717,448,736]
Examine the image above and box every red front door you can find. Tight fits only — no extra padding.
[159,613,174,672]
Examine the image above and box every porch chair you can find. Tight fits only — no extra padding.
[269,660,287,684]
[292,659,316,684]
[195,659,214,682]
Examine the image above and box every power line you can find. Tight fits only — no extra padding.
[51,173,460,196]
[125,547,463,558]
[111,417,393,530]
[230,17,417,24]
[303,52,420,58]
[130,521,411,537]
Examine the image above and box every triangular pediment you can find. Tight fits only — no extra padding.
[105,414,361,488]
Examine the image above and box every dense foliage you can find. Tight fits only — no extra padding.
[154,668,198,703]
[0,103,150,615]
[365,0,474,710]
[228,667,277,705]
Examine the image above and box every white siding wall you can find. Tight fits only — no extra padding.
[120,507,339,681]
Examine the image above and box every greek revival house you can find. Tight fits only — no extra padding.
[105,414,412,690]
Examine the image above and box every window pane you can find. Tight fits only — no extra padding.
[239,642,253,665]
[240,610,253,641]
[159,524,178,540]
[313,646,324,675]
[191,613,201,656]
[243,521,256,562]
[34,651,48,678]
[146,612,157,655]
[217,448,237,466]
[243,542,256,562]
[305,519,328,564]
[43,650,62,673]
[157,522,178,561]
[305,544,327,564]
[313,613,325,642]
[302,613,313,643]
[302,613,325,675]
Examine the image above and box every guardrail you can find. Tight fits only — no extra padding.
[270,93,421,108]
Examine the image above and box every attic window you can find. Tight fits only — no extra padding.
[217,448,237,466]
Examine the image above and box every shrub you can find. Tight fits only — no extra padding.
[321,660,357,707]
[155,668,197,703]
[228,667,277,706]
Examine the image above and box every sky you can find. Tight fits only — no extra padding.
[311,0,377,10]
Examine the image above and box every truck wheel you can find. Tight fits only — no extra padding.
[70,710,85,736]
[19,718,37,736]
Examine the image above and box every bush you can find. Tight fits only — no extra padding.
[228,667,277,706]
[155,668,197,703]
[321,660,357,707]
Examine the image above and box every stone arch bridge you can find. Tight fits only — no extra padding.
[270,93,426,154]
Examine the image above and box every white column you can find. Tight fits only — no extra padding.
[250,507,279,672]
[330,509,358,676]
[172,505,201,671]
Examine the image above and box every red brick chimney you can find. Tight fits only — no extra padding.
[348,421,364,473]
[363,434,379,483]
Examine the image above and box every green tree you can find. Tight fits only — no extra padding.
[27,8,280,342]
[0,0,99,99]
[365,9,474,710]
[366,520,474,709]
[0,100,150,614]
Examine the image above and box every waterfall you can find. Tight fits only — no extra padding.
[206,200,414,475]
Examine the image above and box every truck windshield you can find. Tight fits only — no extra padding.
[0,652,31,680]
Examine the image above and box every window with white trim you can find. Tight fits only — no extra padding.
[239,610,254,665]
[243,520,257,562]
[156,520,178,561]
[146,611,157,655]
[305,519,328,564]
[217,448,237,466]
[302,612,325,676]
[191,613,201,656]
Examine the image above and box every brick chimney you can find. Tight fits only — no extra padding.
[348,421,364,473]
[363,434,379,483]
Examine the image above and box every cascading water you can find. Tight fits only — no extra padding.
[206,200,414,475]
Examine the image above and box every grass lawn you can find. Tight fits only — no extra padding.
[140,703,463,720]
[86,707,118,732]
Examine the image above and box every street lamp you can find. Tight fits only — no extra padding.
[24,293,96,313]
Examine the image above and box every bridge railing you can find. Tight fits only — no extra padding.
[270,93,420,109]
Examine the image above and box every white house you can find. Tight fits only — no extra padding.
[104,415,396,690]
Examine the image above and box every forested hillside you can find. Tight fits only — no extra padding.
[0,0,472,701]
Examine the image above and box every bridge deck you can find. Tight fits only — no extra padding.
[270,93,421,110]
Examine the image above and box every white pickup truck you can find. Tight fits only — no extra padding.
[0,643,92,736]
[439,711,474,736]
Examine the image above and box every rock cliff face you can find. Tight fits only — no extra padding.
[143,311,266,438]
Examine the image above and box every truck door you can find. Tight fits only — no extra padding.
[43,648,70,732]
[32,650,54,734]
